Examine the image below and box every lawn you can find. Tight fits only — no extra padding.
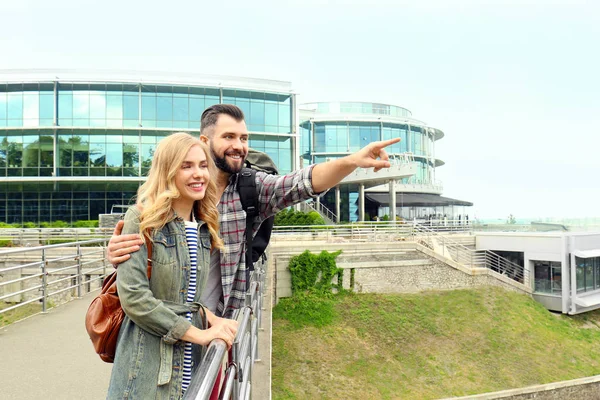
[272,287,600,399]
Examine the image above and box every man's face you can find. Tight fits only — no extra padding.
[206,114,249,175]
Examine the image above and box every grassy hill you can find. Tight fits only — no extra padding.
[272,287,600,399]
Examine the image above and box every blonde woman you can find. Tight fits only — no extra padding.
[107,132,238,399]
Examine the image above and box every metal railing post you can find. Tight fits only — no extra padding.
[41,248,47,312]
[77,242,83,298]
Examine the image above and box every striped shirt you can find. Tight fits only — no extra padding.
[217,166,321,318]
[181,219,198,393]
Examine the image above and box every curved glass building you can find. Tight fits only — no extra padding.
[299,102,471,221]
[0,71,296,224]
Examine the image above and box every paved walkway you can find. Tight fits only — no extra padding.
[0,294,113,400]
[0,278,273,400]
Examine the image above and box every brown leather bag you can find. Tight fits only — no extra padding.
[85,237,153,363]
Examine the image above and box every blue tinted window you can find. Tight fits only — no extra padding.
[89,92,106,119]
[278,104,290,132]
[106,143,123,167]
[123,95,139,121]
[0,93,6,122]
[72,92,89,119]
[39,92,54,120]
[173,96,188,122]
[8,93,23,119]
[156,94,172,121]
[106,94,123,120]
[23,93,39,126]
[249,100,265,129]
[141,93,156,121]
[189,96,204,125]
[58,92,73,121]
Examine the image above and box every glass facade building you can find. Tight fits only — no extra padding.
[0,71,296,224]
[299,102,460,221]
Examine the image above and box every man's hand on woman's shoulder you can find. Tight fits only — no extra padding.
[107,220,145,267]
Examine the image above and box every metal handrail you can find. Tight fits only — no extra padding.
[300,200,338,224]
[184,258,266,400]
[0,238,110,316]
[412,223,528,284]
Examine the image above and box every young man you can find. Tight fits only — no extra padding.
[108,104,399,318]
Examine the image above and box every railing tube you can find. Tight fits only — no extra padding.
[183,339,228,400]
[41,248,47,312]
[77,242,83,298]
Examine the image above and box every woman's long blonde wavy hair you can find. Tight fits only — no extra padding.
[136,132,223,250]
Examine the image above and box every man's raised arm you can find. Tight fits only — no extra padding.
[310,138,400,193]
[106,220,144,267]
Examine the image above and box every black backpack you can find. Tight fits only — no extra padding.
[237,149,278,289]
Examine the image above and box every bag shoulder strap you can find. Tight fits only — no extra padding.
[238,168,259,217]
[145,232,153,280]
[237,168,259,289]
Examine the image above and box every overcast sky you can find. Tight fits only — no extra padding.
[1,0,598,219]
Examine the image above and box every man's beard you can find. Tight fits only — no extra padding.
[211,144,246,175]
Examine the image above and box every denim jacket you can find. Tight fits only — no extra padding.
[107,206,211,400]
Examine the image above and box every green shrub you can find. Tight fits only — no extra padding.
[73,220,99,227]
[289,250,343,295]
[0,239,13,247]
[0,222,20,228]
[22,222,37,228]
[274,208,325,226]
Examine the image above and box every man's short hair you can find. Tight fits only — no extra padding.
[200,104,245,136]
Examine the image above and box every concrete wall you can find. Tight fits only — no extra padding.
[445,375,600,399]
[269,239,530,303]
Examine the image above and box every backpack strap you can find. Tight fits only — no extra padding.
[237,168,258,291]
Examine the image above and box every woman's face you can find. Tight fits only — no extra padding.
[174,144,210,206]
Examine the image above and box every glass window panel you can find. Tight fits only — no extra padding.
[189,97,204,124]
[142,94,156,121]
[23,135,39,168]
[39,93,54,120]
[156,94,173,121]
[173,96,188,122]
[23,93,39,122]
[249,100,264,129]
[89,92,106,119]
[90,142,105,167]
[39,135,53,168]
[58,92,73,121]
[205,95,219,108]
[72,135,89,167]
[106,93,123,120]
[586,259,594,291]
[123,94,139,120]
[236,99,250,122]
[552,262,562,294]
[123,143,139,169]
[265,103,278,128]
[8,93,23,119]
[7,135,23,168]
[72,92,90,119]
[278,104,290,131]
[0,93,7,120]
[0,136,7,167]
[106,143,123,168]
[576,257,585,292]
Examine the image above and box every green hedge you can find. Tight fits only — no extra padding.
[274,209,325,226]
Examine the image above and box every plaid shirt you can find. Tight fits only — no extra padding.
[217,165,320,317]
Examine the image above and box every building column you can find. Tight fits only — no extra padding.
[389,179,396,223]
[358,183,365,222]
[335,186,341,223]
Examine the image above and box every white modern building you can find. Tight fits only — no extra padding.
[476,232,600,314]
